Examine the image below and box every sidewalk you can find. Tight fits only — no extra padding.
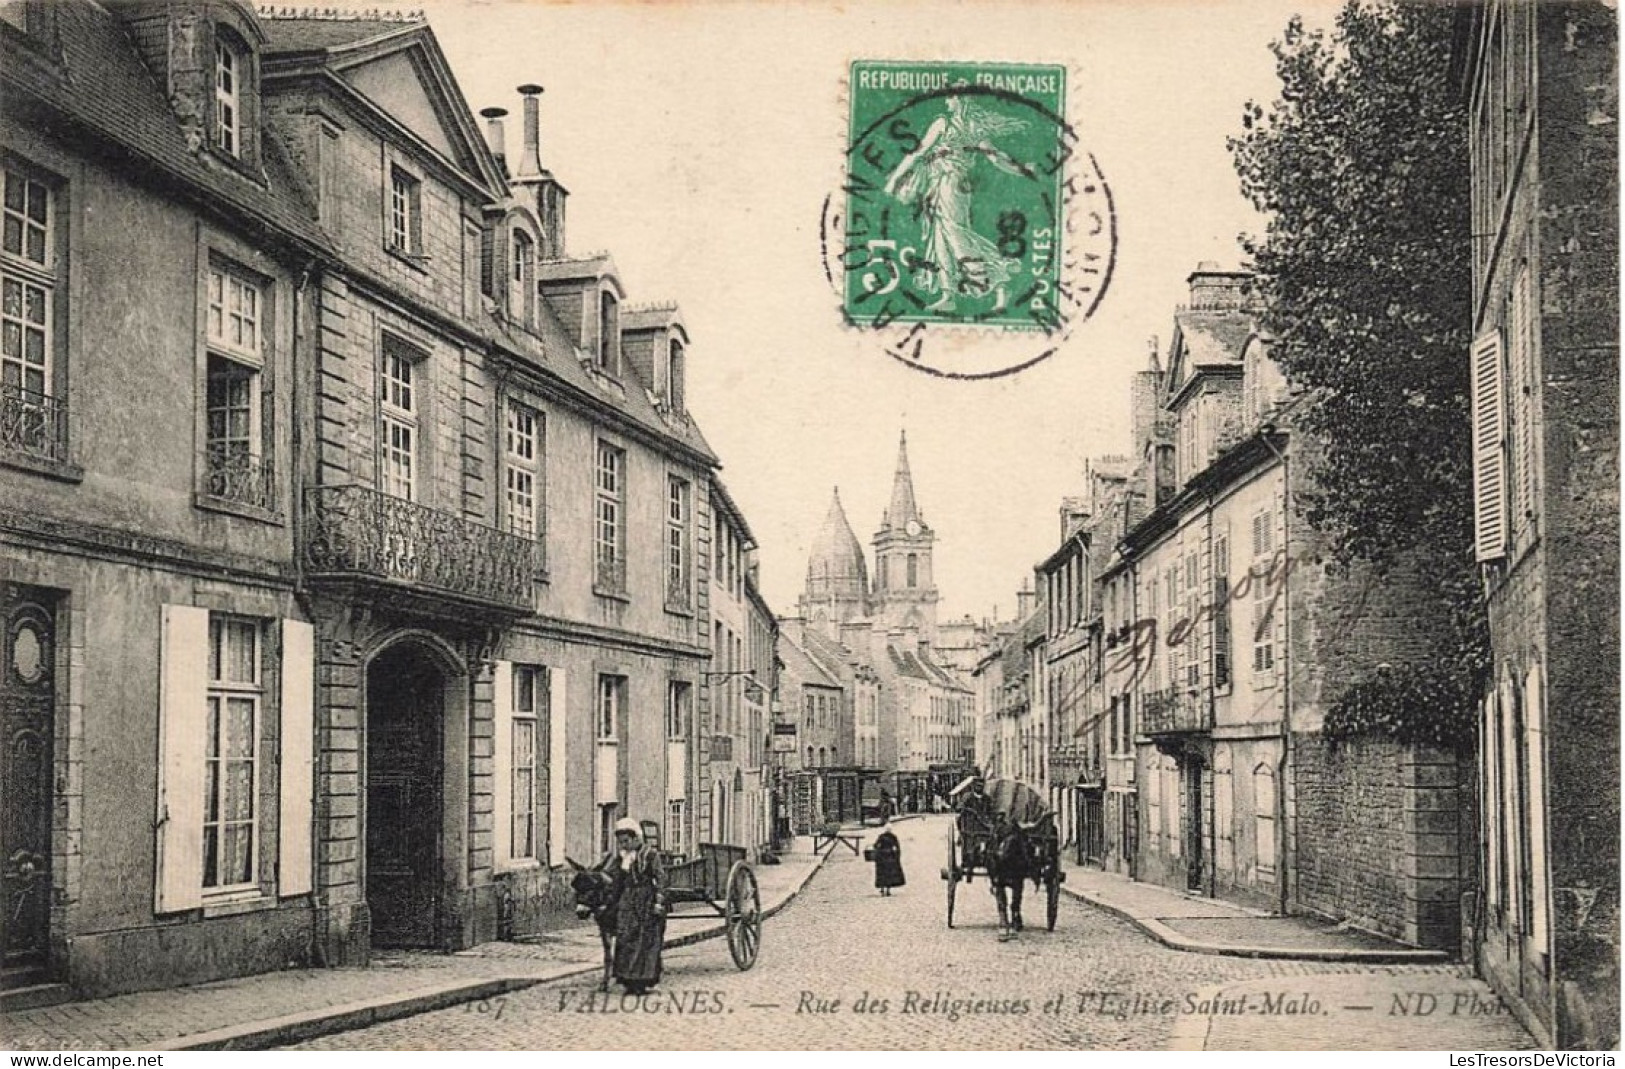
[1057,857,1449,963]
[1,844,825,1052]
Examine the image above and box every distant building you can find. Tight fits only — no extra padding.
[1459,0,1618,1048]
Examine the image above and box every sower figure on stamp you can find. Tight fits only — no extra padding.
[605,817,667,994]
[872,818,906,897]
[882,93,1030,313]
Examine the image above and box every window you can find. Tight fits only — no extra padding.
[906,553,918,588]
[666,476,691,610]
[202,262,272,511]
[594,442,625,592]
[666,338,685,410]
[1251,512,1275,679]
[1213,534,1232,690]
[509,230,532,323]
[380,344,417,500]
[597,674,624,741]
[205,615,261,891]
[2,165,62,463]
[597,290,619,374]
[510,665,542,860]
[666,799,685,857]
[215,40,241,157]
[504,400,542,544]
[388,166,422,255]
[667,681,690,740]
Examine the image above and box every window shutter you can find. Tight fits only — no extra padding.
[156,605,209,913]
[1511,267,1536,533]
[492,660,513,868]
[279,619,314,897]
[1471,330,1509,561]
[548,668,567,867]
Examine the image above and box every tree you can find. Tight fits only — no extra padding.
[1229,0,1486,747]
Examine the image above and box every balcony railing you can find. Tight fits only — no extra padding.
[200,446,277,513]
[1139,686,1212,735]
[303,484,537,612]
[1,385,70,465]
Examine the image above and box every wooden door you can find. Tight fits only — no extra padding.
[366,651,443,948]
[2,589,54,973]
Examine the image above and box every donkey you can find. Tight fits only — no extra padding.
[986,816,1034,942]
[567,857,619,993]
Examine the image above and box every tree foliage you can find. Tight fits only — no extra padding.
[1230,1,1486,749]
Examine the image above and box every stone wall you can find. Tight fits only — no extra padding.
[1293,735,1464,949]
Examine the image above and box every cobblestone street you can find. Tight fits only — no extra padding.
[287,817,1525,1051]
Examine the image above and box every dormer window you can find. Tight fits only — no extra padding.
[215,39,241,158]
[667,337,685,411]
[597,290,619,375]
[509,229,533,324]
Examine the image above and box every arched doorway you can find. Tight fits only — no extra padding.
[366,641,449,948]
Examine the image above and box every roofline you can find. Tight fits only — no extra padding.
[1167,361,1245,410]
[710,477,758,549]
[1036,527,1089,576]
[1119,429,1287,557]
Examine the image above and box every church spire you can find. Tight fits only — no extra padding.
[883,430,923,531]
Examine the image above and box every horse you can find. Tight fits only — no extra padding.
[985,816,1033,941]
[567,857,619,992]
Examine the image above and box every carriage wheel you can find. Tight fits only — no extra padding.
[1046,871,1061,931]
[724,861,762,970]
[943,823,960,929]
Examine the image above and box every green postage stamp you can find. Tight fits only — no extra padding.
[840,61,1109,363]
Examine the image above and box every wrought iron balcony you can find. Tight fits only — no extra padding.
[303,484,537,614]
[200,446,277,513]
[1139,686,1212,736]
[1,385,70,466]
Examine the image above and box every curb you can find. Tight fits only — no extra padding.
[148,852,831,1052]
[1058,882,1450,965]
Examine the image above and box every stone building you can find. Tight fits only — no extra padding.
[1109,266,1470,946]
[0,1,754,998]
[1459,0,1618,1047]
[786,433,972,810]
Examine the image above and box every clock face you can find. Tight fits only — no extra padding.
[906,520,921,537]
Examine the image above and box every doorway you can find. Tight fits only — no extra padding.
[2,588,55,979]
[366,644,446,948]
[1185,760,1205,892]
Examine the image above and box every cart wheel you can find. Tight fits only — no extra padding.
[724,861,762,970]
[1046,871,1061,932]
[945,824,959,928]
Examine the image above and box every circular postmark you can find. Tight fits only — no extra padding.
[821,62,1116,380]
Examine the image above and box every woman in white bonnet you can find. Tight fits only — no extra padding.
[604,817,667,994]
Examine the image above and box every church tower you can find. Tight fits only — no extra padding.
[871,431,939,642]
[799,488,870,630]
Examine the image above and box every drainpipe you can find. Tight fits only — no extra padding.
[1257,426,1291,915]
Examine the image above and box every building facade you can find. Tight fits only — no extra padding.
[0,1,758,997]
[1461,0,1619,1048]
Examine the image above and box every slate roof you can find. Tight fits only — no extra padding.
[1175,309,1255,367]
[2,2,332,257]
[259,16,418,54]
[779,631,842,690]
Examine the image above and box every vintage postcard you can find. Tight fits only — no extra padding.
[0,0,1616,1056]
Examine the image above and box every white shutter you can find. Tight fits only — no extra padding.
[279,619,315,897]
[1472,330,1509,561]
[156,605,209,913]
[549,668,567,866]
[492,660,514,869]
[1511,267,1536,532]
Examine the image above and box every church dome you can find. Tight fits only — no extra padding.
[805,488,869,600]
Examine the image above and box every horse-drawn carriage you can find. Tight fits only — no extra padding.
[942,777,1064,936]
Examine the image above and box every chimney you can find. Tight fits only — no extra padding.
[479,107,508,177]
[515,84,544,180]
[1015,579,1035,620]
[1187,261,1249,310]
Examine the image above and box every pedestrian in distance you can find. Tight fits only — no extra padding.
[604,817,667,994]
[872,819,905,897]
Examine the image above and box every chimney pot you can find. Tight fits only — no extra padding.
[516,84,545,180]
[479,106,508,175]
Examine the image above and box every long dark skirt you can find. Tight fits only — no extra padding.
[614,882,665,987]
[874,839,906,890]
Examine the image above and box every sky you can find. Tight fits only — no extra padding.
[408,0,1345,623]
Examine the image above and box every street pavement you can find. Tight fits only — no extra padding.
[286,815,1537,1051]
